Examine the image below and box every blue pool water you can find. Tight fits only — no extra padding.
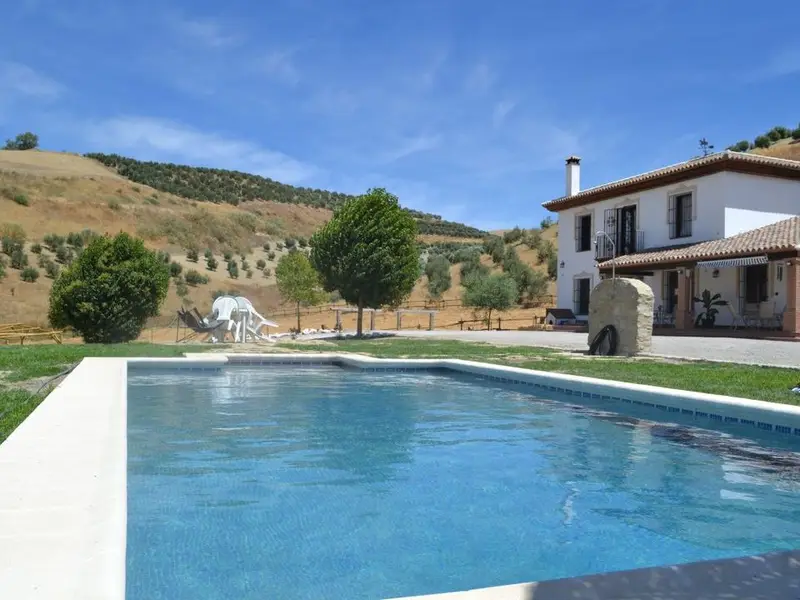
[126,366,800,600]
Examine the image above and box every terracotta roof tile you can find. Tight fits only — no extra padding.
[543,151,800,211]
[598,216,800,269]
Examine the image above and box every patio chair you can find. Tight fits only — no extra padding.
[725,302,749,331]
[772,302,787,330]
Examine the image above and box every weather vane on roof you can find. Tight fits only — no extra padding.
[699,138,714,156]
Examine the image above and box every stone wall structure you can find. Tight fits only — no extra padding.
[588,278,654,356]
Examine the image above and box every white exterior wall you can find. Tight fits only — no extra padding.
[556,172,729,314]
[555,171,800,316]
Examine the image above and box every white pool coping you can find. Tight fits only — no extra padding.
[2,352,800,600]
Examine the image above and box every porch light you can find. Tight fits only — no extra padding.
[559,261,565,269]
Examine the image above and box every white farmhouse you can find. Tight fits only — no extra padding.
[542,152,800,336]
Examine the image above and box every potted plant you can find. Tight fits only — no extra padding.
[693,289,727,328]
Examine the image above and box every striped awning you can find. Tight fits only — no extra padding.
[697,255,768,269]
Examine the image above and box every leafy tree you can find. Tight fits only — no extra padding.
[767,126,791,142]
[424,254,452,300]
[503,227,524,244]
[256,258,266,270]
[204,248,213,259]
[43,233,64,252]
[10,247,28,270]
[523,229,542,249]
[268,251,276,260]
[184,269,207,286]
[169,261,183,277]
[206,256,218,271]
[227,260,239,279]
[44,260,60,279]
[297,236,308,248]
[311,188,420,335]
[55,245,72,264]
[727,140,750,152]
[460,254,488,280]
[186,248,199,262]
[156,250,170,264]
[4,132,39,151]
[20,267,39,282]
[462,272,518,329]
[540,216,554,229]
[276,250,326,331]
[793,126,800,141]
[536,239,556,264]
[223,250,233,261]
[175,279,189,298]
[547,254,558,280]
[263,242,271,252]
[483,235,505,264]
[753,135,771,149]
[48,233,170,343]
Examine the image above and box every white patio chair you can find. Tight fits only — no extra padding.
[773,303,787,330]
[725,302,749,331]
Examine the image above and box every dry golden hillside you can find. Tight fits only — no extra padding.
[0,150,558,333]
[750,138,800,161]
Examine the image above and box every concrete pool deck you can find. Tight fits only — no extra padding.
[2,352,800,599]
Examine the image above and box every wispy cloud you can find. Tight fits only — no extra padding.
[745,47,800,81]
[83,116,319,185]
[259,50,301,85]
[171,15,242,48]
[0,62,63,100]
[464,61,494,93]
[380,134,442,164]
[491,99,517,127]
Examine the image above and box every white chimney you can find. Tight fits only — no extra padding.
[565,155,581,196]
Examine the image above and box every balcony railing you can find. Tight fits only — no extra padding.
[595,230,644,261]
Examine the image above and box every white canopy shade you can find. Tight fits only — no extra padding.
[697,255,768,269]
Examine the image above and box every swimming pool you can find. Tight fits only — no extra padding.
[126,364,800,600]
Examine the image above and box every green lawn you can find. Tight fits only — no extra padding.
[281,338,800,405]
[0,343,214,443]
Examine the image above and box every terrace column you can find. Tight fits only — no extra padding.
[675,269,694,330]
[783,260,800,336]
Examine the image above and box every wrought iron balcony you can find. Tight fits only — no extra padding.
[595,230,644,262]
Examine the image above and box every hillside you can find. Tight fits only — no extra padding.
[0,150,556,332]
[86,153,488,239]
[751,138,800,161]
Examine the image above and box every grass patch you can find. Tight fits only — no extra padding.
[0,342,220,443]
[280,338,800,404]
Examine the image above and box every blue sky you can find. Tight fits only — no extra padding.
[1,0,798,229]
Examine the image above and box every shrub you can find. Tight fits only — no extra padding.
[0,261,5,281]
[107,198,121,210]
[175,279,189,297]
[204,248,213,259]
[483,235,505,264]
[66,232,84,249]
[297,237,308,248]
[43,233,64,252]
[503,227,524,244]
[263,242,271,252]
[20,267,39,282]
[276,242,284,251]
[184,269,208,286]
[246,269,253,279]
[223,250,233,261]
[256,258,266,270]
[45,260,60,279]
[30,242,42,254]
[540,216,554,229]
[268,251,276,260]
[48,233,170,343]
[3,132,39,151]
[10,248,28,269]
[1,237,20,256]
[156,250,170,264]
[1,223,26,250]
[145,197,159,205]
[227,260,239,279]
[547,254,558,280]
[55,245,72,264]
[767,126,791,142]
[263,268,272,277]
[12,193,29,206]
[241,259,250,271]
[206,256,218,271]
[728,140,750,152]
[186,248,199,262]
[284,238,296,248]
[169,261,183,277]
[793,127,800,141]
[754,135,771,149]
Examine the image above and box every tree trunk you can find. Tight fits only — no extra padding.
[487,309,492,330]
[296,301,301,333]
[356,298,364,336]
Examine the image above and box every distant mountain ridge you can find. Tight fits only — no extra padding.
[85,153,488,239]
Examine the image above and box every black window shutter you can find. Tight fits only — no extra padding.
[668,195,676,239]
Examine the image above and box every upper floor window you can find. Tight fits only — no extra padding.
[668,192,693,239]
[574,213,592,252]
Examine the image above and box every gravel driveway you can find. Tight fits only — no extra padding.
[395,330,800,369]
